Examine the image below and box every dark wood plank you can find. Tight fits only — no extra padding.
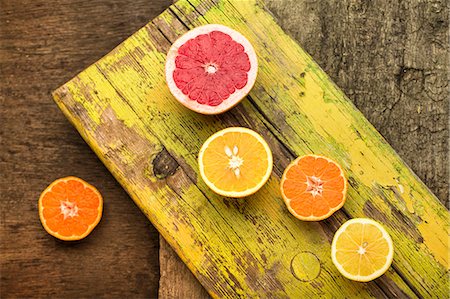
[159,238,210,299]
[0,0,171,297]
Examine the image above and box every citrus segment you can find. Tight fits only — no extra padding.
[331,218,394,282]
[198,127,272,197]
[166,24,258,114]
[280,154,347,221]
[38,176,103,241]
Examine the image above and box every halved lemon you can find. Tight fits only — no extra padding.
[331,218,394,282]
[198,127,273,198]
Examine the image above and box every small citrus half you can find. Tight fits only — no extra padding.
[331,218,394,282]
[38,176,103,241]
[280,154,347,221]
[198,127,273,198]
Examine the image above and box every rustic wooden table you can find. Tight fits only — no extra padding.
[1,0,448,298]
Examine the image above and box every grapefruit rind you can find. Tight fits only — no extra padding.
[198,127,273,198]
[165,24,258,115]
[38,176,103,241]
[280,154,347,221]
[331,218,394,282]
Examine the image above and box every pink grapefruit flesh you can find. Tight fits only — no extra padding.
[165,24,258,114]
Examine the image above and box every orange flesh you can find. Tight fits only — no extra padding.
[334,222,391,276]
[281,155,346,220]
[39,177,102,240]
[202,131,270,193]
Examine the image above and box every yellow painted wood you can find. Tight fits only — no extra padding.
[53,0,449,297]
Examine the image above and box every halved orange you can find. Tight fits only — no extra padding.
[331,218,394,282]
[198,127,273,198]
[280,154,347,221]
[38,176,103,241]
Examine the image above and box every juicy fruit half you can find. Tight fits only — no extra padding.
[198,127,272,197]
[331,218,394,282]
[165,24,258,114]
[39,177,103,241]
[280,154,347,221]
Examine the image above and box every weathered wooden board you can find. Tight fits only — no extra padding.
[52,0,449,297]
[159,237,210,298]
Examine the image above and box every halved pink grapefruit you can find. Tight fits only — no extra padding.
[165,24,258,114]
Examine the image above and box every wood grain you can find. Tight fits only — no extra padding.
[52,0,449,297]
[159,237,210,298]
[0,0,170,298]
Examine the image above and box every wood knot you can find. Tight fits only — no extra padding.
[152,148,179,179]
[290,251,321,282]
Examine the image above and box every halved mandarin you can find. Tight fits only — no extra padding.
[198,127,273,198]
[280,154,347,221]
[38,176,103,241]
